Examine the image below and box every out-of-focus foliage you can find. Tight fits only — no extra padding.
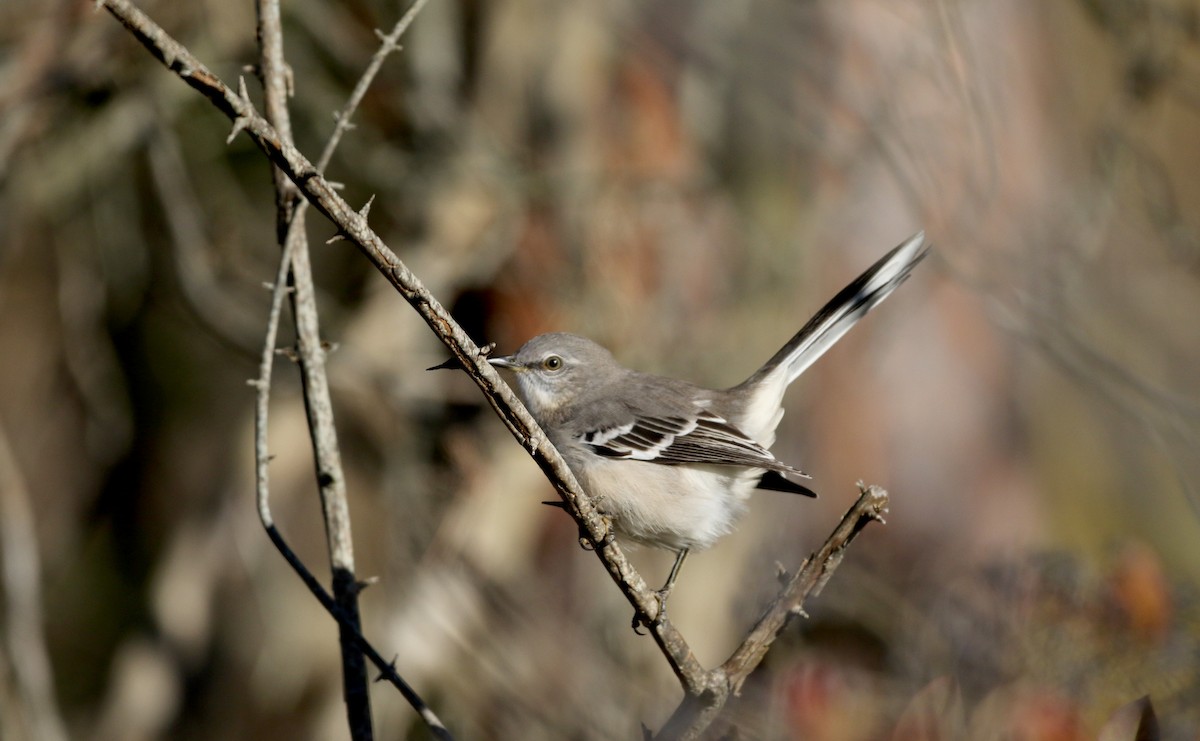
[2,0,1200,739]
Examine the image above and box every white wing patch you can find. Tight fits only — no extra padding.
[582,417,690,461]
[582,422,635,447]
[578,408,808,478]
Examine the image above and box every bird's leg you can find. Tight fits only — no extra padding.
[655,548,689,615]
[633,548,690,632]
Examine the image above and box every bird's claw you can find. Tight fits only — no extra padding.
[654,587,672,622]
[630,586,673,633]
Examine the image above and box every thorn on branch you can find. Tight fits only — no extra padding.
[375,655,401,683]
[325,232,346,244]
[275,346,300,363]
[332,111,358,131]
[246,378,268,390]
[358,194,376,221]
[352,576,380,594]
[261,281,296,293]
[373,28,401,52]
[226,117,251,144]
[225,77,256,143]
[328,181,345,191]
[776,561,789,584]
[425,357,459,372]
[426,342,499,372]
[236,75,254,113]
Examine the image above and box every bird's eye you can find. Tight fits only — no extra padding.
[542,355,564,371]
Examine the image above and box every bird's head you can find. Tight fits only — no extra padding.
[489,333,616,419]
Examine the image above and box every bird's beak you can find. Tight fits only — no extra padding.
[487,355,520,370]
[426,345,519,372]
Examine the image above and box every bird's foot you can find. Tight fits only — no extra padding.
[631,585,674,634]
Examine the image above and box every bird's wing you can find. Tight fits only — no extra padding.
[578,406,808,478]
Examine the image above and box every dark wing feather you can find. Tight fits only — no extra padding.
[756,471,818,497]
[580,408,808,478]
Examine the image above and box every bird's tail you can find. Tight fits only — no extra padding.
[741,231,931,392]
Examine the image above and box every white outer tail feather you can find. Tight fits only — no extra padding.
[780,230,927,385]
[734,231,929,445]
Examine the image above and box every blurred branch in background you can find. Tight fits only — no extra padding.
[0,426,69,741]
[146,123,266,352]
[2,0,1200,738]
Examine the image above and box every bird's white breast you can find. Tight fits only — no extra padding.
[571,456,761,551]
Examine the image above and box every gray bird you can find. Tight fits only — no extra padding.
[486,232,930,602]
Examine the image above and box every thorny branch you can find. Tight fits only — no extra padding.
[98,1,890,736]
[254,0,371,737]
[252,237,453,740]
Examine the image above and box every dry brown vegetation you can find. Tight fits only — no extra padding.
[2,0,1200,739]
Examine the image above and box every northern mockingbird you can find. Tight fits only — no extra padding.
[484,232,929,603]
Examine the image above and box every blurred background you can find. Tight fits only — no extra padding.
[2,0,1200,738]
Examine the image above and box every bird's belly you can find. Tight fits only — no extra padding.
[572,458,759,551]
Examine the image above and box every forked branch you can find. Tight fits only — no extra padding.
[654,483,890,740]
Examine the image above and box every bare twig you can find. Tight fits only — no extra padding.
[653,484,891,740]
[253,0,372,736]
[251,234,453,740]
[726,483,890,688]
[314,0,433,175]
